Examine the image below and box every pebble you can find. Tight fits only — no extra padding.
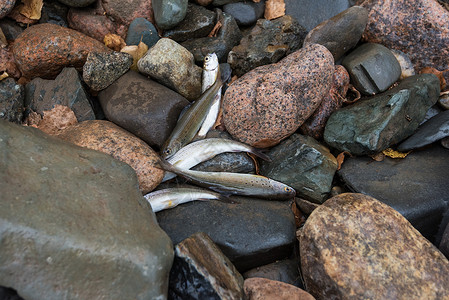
[153,0,188,30]
[125,17,159,47]
[0,0,15,19]
[244,278,315,300]
[300,193,449,299]
[223,43,334,148]
[138,38,202,101]
[0,119,173,300]
[0,78,24,124]
[57,0,95,7]
[82,51,133,91]
[223,0,265,26]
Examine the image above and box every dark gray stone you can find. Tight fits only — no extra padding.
[440,213,449,259]
[0,18,24,40]
[39,0,69,27]
[125,17,159,47]
[0,120,173,299]
[422,104,443,125]
[98,70,189,149]
[442,136,449,149]
[0,78,24,124]
[163,3,216,43]
[260,134,338,204]
[339,145,449,243]
[228,15,307,77]
[212,0,240,5]
[153,0,188,30]
[0,287,23,300]
[324,74,440,155]
[398,110,449,151]
[223,0,265,26]
[56,0,95,7]
[24,67,95,121]
[303,6,368,61]
[342,43,402,95]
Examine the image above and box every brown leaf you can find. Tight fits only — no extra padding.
[291,201,306,228]
[104,33,126,51]
[208,20,222,37]
[121,41,148,71]
[370,152,385,162]
[382,148,411,159]
[19,0,43,20]
[336,151,351,170]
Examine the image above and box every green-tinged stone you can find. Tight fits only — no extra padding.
[153,0,188,30]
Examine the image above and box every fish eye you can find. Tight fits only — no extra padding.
[164,148,171,155]
[284,187,291,192]
[205,56,210,61]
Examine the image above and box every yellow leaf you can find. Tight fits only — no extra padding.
[382,148,411,159]
[104,33,126,51]
[121,41,148,71]
[0,72,8,81]
[19,0,43,20]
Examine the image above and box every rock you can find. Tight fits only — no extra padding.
[228,15,307,77]
[392,49,415,80]
[338,145,449,242]
[296,198,319,215]
[125,17,159,47]
[0,78,24,124]
[264,0,285,20]
[0,0,15,19]
[243,258,303,288]
[181,9,242,63]
[101,0,155,33]
[441,220,449,258]
[244,278,315,300]
[342,43,401,95]
[285,0,350,31]
[163,3,216,43]
[422,104,443,125]
[13,23,111,79]
[169,232,244,300]
[442,136,449,149]
[300,193,449,299]
[223,0,265,26]
[303,6,368,61]
[153,0,188,30]
[0,18,24,40]
[260,134,337,203]
[39,0,69,27]
[439,94,449,110]
[57,0,96,7]
[420,66,446,91]
[212,0,240,5]
[0,120,173,299]
[361,0,449,90]
[98,70,189,149]
[82,51,133,91]
[223,43,334,148]
[156,193,296,271]
[0,47,21,79]
[24,67,95,122]
[0,287,22,300]
[138,38,202,101]
[324,74,440,155]
[194,0,212,6]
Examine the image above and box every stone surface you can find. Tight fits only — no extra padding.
[223,43,334,148]
[264,0,285,20]
[125,17,159,47]
[0,0,15,19]
[0,47,21,79]
[324,74,440,155]
[0,120,173,300]
[223,0,265,26]
[153,0,188,30]
[24,67,95,122]
[228,15,307,77]
[0,18,24,40]
[57,0,95,7]
[243,258,303,288]
[439,94,449,110]
[57,120,164,194]
[156,192,296,272]
[39,0,69,27]
[441,219,449,258]
[442,136,449,149]
[303,6,368,61]
[260,134,337,203]
[101,0,155,33]
[342,43,402,95]
[339,145,449,242]
[300,193,449,299]
[0,78,24,124]
[244,278,315,300]
[82,51,133,91]
[138,38,202,101]
[169,232,244,300]
[98,70,189,149]
[392,49,415,80]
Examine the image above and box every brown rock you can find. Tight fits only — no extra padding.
[264,0,285,20]
[193,0,212,5]
[244,278,315,300]
[12,23,111,79]
[0,46,20,79]
[0,0,16,19]
[223,43,334,148]
[300,193,449,300]
[420,66,446,90]
[58,120,163,194]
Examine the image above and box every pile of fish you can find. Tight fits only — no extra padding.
[145,53,296,212]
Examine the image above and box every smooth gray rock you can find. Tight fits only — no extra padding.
[324,74,440,155]
[223,0,265,26]
[56,0,95,7]
[260,134,338,204]
[0,78,24,124]
[153,0,188,30]
[0,120,173,300]
[125,17,159,47]
[342,43,402,95]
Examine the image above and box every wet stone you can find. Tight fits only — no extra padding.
[342,43,402,95]
[125,17,159,48]
[223,0,265,26]
[244,278,315,300]
[0,78,24,124]
[38,0,69,27]
[153,0,188,30]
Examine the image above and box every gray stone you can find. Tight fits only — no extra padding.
[82,51,133,91]
[125,17,159,47]
[440,215,449,259]
[228,15,307,77]
[39,0,69,27]
[260,134,338,203]
[442,136,449,149]
[439,94,449,110]
[223,0,265,26]
[391,49,415,80]
[303,5,368,61]
[212,0,240,5]
[0,78,24,124]
[0,18,24,40]
[168,233,244,300]
[324,74,440,155]
[24,67,95,122]
[163,3,216,43]
[338,145,449,242]
[0,120,173,300]
[57,0,96,7]
[98,70,189,149]
[153,0,188,30]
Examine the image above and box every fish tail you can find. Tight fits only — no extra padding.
[250,147,272,162]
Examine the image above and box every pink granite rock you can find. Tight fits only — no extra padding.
[244,277,315,300]
[223,43,334,148]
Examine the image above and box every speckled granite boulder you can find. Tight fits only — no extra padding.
[223,43,334,148]
[58,120,164,194]
[0,78,24,124]
[0,0,16,19]
[300,193,449,299]
[244,278,315,300]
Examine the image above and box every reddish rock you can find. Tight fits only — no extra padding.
[244,278,315,300]
[0,46,21,79]
[12,23,111,79]
[223,43,334,148]
[300,193,449,300]
[0,0,16,19]
[361,0,449,90]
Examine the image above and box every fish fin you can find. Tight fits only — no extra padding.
[217,194,239,204]
[249,148,272,162]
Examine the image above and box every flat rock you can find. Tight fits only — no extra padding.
[223,0,265,26]
[0,120,173,299]
[125,17,159,47]
[0,78,24,124]
[300,193,449,299]
[12,23,111,79]
[324,74,440,155]
[338,145,449,242]
[243,258,303,288]
[223,43,334,148]
[244,278,315,300]
[153,0,188,30]
[228,15,307,77]
[98,70,189,149]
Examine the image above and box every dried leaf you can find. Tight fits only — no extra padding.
[208,20,222,37]
[19,0,43,20]
[104,33,126,51]
[120,41,148,71]
[336,151,350,171]
[343,84,362,104]
[291,201,306,228]
[0,72,8,81]
[382,148,411,159]
[370,152,385,162]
